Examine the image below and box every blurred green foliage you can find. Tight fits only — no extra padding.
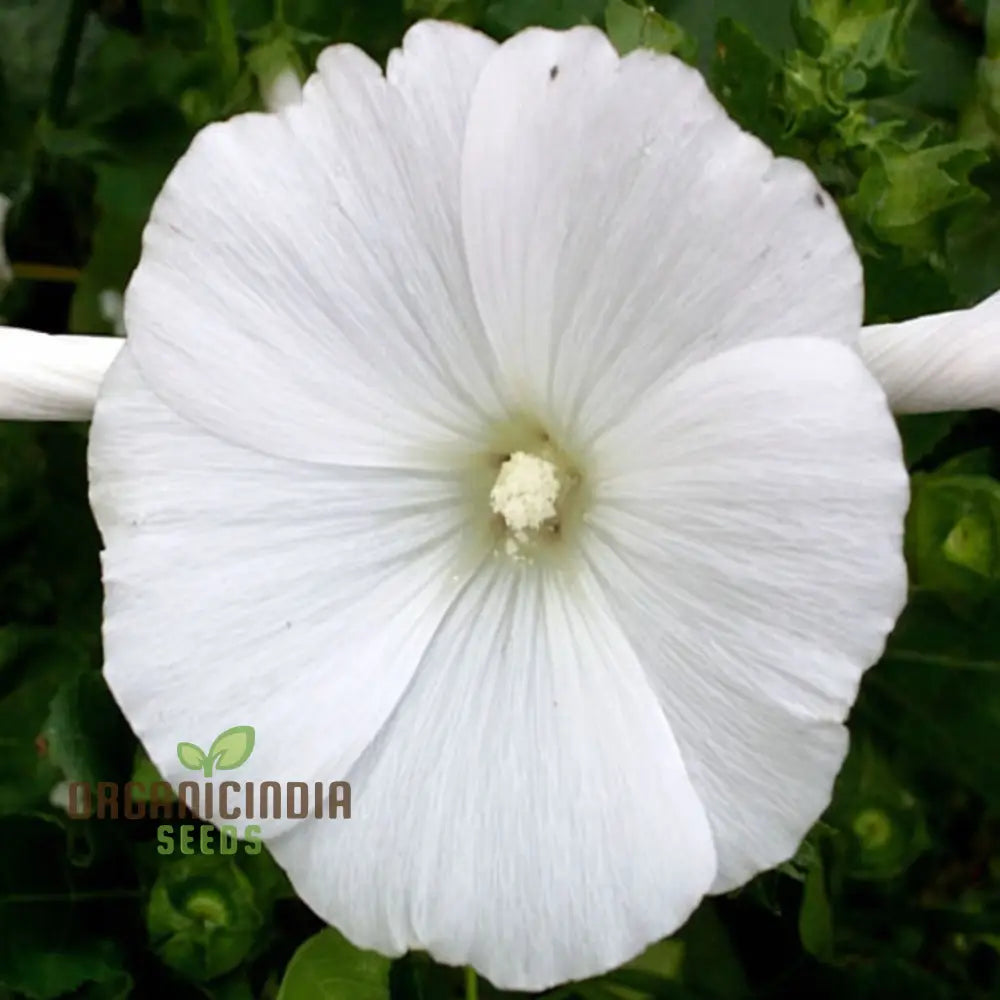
[3,0,1000,998]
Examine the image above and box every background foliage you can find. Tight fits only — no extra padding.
[3,0,1000,997]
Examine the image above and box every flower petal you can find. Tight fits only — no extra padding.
[588,336,908,891]
[125,21,502,466]
[0,328,121,420]
[460,27,862,447]
[267,558,716,991]
[89,347,486,837]
[859,291,1000,412]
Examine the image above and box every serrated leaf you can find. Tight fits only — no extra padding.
[847,141,989,252]
[208,725,255,772]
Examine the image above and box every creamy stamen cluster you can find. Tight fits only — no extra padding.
[487,430,581,558]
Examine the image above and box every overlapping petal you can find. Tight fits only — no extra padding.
[588,336,909,890]
[89,347,487,837]
[124,21,503,467]
[460,26,863,446]
[267,558,716,991]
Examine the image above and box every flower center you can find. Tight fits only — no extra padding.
[491,451,561,539]
[484,429,582,560]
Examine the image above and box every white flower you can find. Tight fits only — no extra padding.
[0,327,122,420]
[81,22,913,989]
[0,15,995,989]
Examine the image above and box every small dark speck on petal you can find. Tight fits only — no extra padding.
[550,65,559,80]
[814,192,825,207]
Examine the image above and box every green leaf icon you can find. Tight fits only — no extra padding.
[207,726,256,774]
[177,742,207,772]
[175,727,255,777]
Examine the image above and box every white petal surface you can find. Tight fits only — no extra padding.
[268,558,716,992]
[89,348,485,837]
[0,328,121,420]
[860,291,1000,412]
[125,21,503,466]
[588,337,909,892]
[460,27,862,447]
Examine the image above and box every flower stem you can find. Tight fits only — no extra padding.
[46,0,90,124]
[208,0,240,85]
[464,966,478,1000]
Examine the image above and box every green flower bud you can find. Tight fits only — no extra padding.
[147,854,261,982]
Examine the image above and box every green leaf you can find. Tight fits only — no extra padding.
[674,902,748,999]
[798,852,834,961]
[710,18,786,149]
[897,412,961,468]
[177,742,207,771]
[130,747,171,801]
[41,670,133,787]
[236,844,295,913]
[791,0,918,98]
[905,0,980,116]
[945,178,1000,307]
[208,725,256,772]
[276,928,390,1000]
[670,0,797,69]
[605,0,696,61]
[884,589,1000,673]
[595,937,685,998]
[906,473,1000,603]
[847,140,989,253]
[856,595,1000,807]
